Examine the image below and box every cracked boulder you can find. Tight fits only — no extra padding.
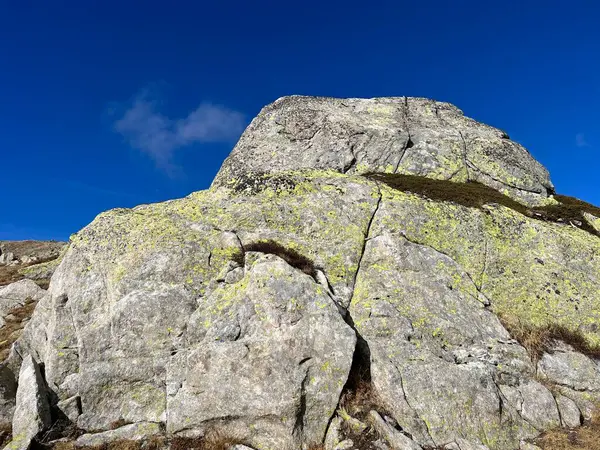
[213,96,553,206]
[7,97,600,450]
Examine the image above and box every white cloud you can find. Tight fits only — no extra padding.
[114,91,245,172]
[575,133,590,148]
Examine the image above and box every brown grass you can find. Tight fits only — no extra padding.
[0,260,52,289]
[535,411,600,449]
[364,173,600,237]
[0,299,38,361]
[499,315,600,363]
[244,240,319,279]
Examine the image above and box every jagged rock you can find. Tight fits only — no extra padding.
[369,410,422,450]
[9,96,600,450]
[214,96,553,206]
[75,422,161,447]
[4,355,51,450]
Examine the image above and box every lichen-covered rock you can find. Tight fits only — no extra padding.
[7,96,600,450]
[213,96,553,206]
[166,254,356,449]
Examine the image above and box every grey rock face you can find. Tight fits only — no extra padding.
[8,97,600,450]
[213,96,553,206]
[4,356,51,450]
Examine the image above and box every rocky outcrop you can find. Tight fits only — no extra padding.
[3,96,600,450]
[0,241,65,267]
[213,96,554,206]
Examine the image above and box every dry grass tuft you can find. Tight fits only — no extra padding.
[535,411,600,449]
[365,173,600,237]
[499,315,600,363]
[0,298,38,361]
[244,240,319,279]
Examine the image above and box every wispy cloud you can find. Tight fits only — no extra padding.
[576,133,590,148]
[113,90,245,173]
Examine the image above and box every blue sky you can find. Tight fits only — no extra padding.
[1,1,598,241]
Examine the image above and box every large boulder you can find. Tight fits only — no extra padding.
[213,96,554,206]
[9,97,600,450]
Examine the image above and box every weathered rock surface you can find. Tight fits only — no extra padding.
[4,96,600,450]
[3,355,51,450]
[214,96,554,206]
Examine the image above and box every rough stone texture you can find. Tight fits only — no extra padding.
[213,96,553,206]
[4,355,51,450]
[7,97,600,450]
[167,254,356,449]
[75,422,161,447]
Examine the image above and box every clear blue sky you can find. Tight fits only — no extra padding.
[1,1,598,241]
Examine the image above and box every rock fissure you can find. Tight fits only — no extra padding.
[458,130,471,181]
